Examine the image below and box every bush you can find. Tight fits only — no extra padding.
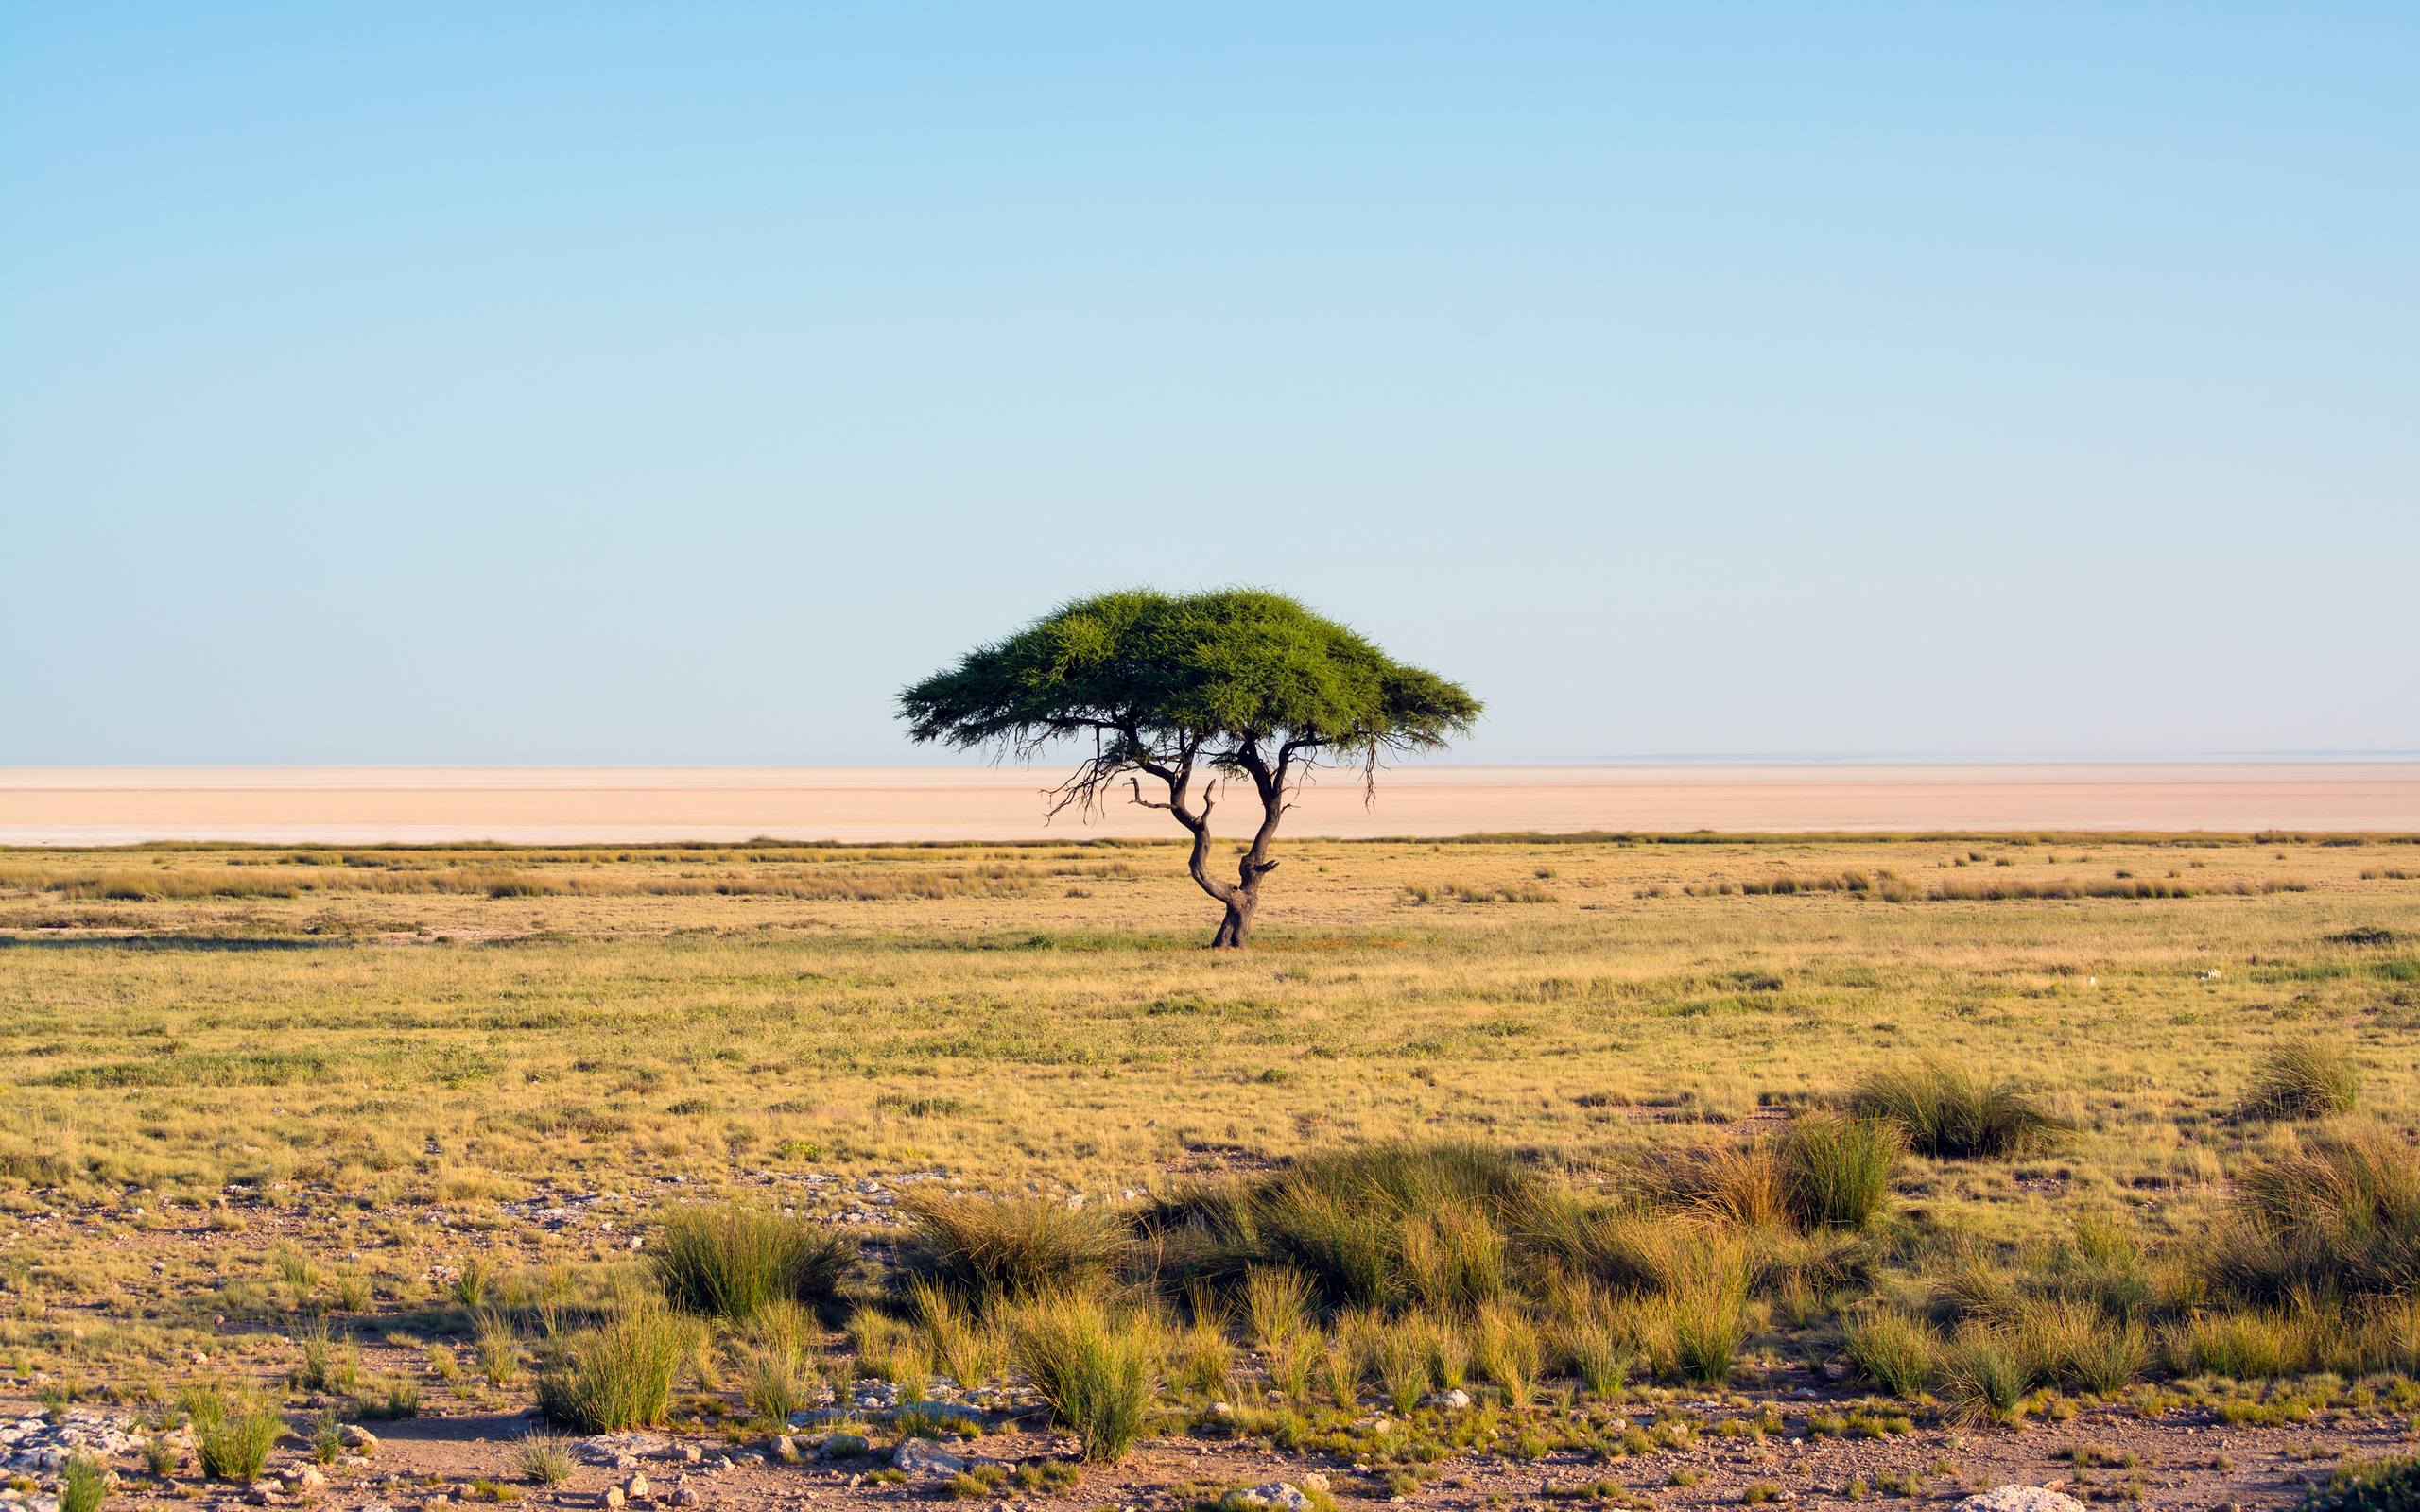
[2300,1456,2420,1512]
[2207,1125,2420,1304]
[901,1191,1127,1305]
[1843,1308,1937,1397]
[185,1386,285,1483]
[1778,1115,1901,1229]
[2240,1039,2361,1121]
[1008,1293,1160,1462]
[535,1302,694,1432]
[1850,1061,2061,1160]
[649,1204,854,1320]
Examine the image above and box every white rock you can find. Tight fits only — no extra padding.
[1953,1489,2088,1512]
[889,1439,966,1477]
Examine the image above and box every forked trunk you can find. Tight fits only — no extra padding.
[1208,887,1259,948]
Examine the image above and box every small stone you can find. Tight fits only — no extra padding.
[678,1446,702,1465]
[247,1483,282,1506]
[340,1424,381,1451]
[601,1490,625,1511]
[1233,1486,1312,1512]
[1424,1389,1472,1411]
[772,1436,801,1465]
[670,1491,700,1508]
[624,1474,651,1501]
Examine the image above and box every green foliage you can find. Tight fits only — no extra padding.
[1940,1331,2029,1424]
[900,589,1479,773]
[1850,1059,2062,1160]
[648,1203,855,1320]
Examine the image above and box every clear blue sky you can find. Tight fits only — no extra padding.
[5,5,2414,765]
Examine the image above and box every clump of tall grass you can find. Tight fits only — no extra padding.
[2300,1455,2420,1512]
[648,1203,854,1320]
[1174,1292,1236,1400]
[1777,1115,1900,1229]
[908,1280,1005,1385]
[1622,1229,1751,1384]
[1007,1293,1161,1462]
[1374,1326,1430,1412]
[60,1454,110,1512]
[1471,1302,1543,1406]
[516,1433,575,1486]
[1842,1308,1937,1397]
[182,1384,285,1482]
[739,1339,812,1424]
[535,1300,695,1432]
[1137,1142,1538,1313]
[1555,1312,1629,1399]
[1938,1330,2029,1424]
[1241,1267,1315,1352]
[1646,1142,1787,1228]
[2006,1297,2147,1394]
[2238,1038,2361,1121]
[2165,1310,2314,1381]
[2206,1125,2420,1304]
[1849,1060,2061,1159]
[900,1191,1128,1305]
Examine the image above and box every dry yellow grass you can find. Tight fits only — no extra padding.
[2,833,2414,1211]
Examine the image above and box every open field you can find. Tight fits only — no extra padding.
[4,833,2420,1512]
[7,763,2420,844]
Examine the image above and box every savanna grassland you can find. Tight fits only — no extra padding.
[4,833,2420,1512]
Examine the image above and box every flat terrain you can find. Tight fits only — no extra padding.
[7,762,2420,844]
[3,833,2418,1512]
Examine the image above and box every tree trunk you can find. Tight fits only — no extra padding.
[1208,885,1259,948]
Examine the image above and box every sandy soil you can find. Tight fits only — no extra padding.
[5,764,2418,845]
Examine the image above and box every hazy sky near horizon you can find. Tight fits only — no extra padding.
[5,6,2415,766]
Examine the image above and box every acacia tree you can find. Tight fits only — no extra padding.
[899,589,1479,947]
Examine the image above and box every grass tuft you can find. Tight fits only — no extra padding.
[648,1203,854,1320]
[534,1300,695,1432]
[1849,1060,2062,1160]
[901,1191,1128,1305]
[2239,1038,2361,1121]
[1007,1292,1160,1463]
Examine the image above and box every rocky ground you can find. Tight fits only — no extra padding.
[5,1377,2412,1512]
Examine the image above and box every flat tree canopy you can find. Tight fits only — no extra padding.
[899,588,1480,945]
